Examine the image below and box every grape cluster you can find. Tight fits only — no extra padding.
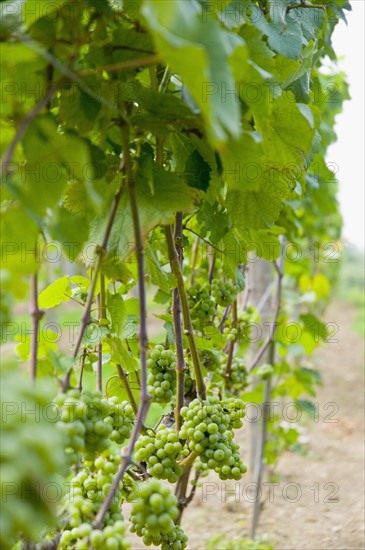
[54,390,135,461]
[223,326,238,343]
[59,452,129,549]
[187,283,215,325]
[147,345,177,404]
[135,425,187,483]
[59,521,129,550]
[179,396,247,480]
[225,357,248,392]
[199,349,223,372]
[130,479,188,550]
[104,397,134,445]
[211,279,237,307]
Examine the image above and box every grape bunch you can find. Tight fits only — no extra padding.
[179,396,247,480]
[211,279,237,307]
[59,521,129,550]
[225,357,248,392]
[130,479,188,550]
[135,425,188,483]
[59,452,129,549]
[104,397,134,445]
[147,345,177,404]
[54,390,135,461]
[199,349,223,372]
[223,326,238,343]
[187,283,215,326]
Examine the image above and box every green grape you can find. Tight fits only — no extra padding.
[193,458,210,481]
[211,279,237,307]
[187,284,215,327]
[179,396,247,480]
[106,397,134,445]
[135,425,188,483]
[199,349,224,372]
[130,480,188,550]
[55,390,111,459]
[225,358,249,392]
[59,451,130,549]
[223,326,238,343]
[147,345,177,404]
[55,391,135,461]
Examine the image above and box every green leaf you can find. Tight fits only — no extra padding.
[106,292,127,339]
[38,276,71,309]
[105,374,140,404]
[295,399,317,417]
[0,204,39,274]
[19,114,92,215]
[48,206,89,261]
[125,298,140,318]
[142,0,244,146]
[300,313,328,341]
[145,244,173,293]
[69,276,90,291]
[184,150,212,192]
[105,336,138,373]
[251,15,304,60]
[90,146,195,262]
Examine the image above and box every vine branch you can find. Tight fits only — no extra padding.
[93,122,150,529]
[224,299,238,379]
[116,364,138,416]
[61,163,124,392]
[172,212,186,433]
[183,226,223,253]
[96,273,106,392]
[165,225,206,400]
[29,272,44,381]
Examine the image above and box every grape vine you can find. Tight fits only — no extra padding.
[0,0,350,548]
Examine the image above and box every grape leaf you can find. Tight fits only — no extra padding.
[106,292,127,338]
[38,276,71,309]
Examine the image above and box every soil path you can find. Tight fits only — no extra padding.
[181,301,365,550]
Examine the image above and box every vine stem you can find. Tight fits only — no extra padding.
[62,166,124,391]
[116,364,138,416]
[78,54,161,78]
[96,273,106,392]
[208,251,216,284]
[77,349,87,392]
[172,212,186,433]
[29,272,44,381]
[175,467,192,525]
[93,123,150,530]
[165,225,206,400]
[249,261,283,372]
[73,182,124,358]
[224,299,238,379]
[183,226,224,253]
[189,236,200,286]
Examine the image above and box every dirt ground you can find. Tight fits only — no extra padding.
[178,301,365,550]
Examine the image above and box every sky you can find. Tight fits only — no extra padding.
[328,1,365,250]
